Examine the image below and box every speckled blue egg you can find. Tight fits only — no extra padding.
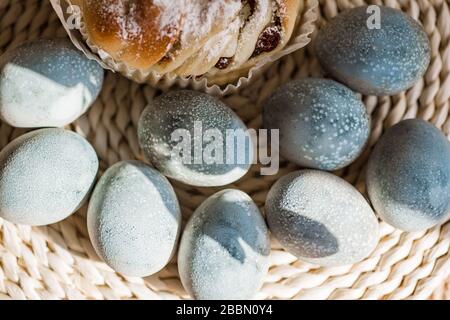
[263,78,370,170]
[138,90,253,187]
[87,160,181,277]
[0,128,98,226]
[315,6,431,96]
[265,170,379,266]
[367,119,450,231]
[0,38,104,128]
[178,189,270,300]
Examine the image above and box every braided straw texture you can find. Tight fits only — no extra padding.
[0,0,450,300]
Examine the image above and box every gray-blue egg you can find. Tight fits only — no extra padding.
[87,160,181,277]
[178,189,270,300]
[265,170,379,266]
[0,128,98,226]
[315,6,431,96]
[138,90,253,187]
[0,38,104,128]
[263,78,370,170]
[367,119,450,231]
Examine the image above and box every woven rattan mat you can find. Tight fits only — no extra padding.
[0,0,449,300]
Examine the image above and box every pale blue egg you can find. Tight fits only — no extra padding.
[178,189,270,300]
[88,160,181,277]
[263,78,370,171]
[315,6,430,96]
[265,170,379,266]
[367,119,450,231]
[0,38,104,127]
[0,128,98,226]
[138,90,253,187]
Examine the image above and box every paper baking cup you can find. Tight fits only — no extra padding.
[50,0,318,95]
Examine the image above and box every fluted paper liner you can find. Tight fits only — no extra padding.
[50,0,318,95]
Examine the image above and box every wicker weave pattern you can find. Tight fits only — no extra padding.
[0,0,449,300]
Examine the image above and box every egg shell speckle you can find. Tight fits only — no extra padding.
[138,90,253,187]
[87,160,181,277]
[367,119,450,231]
[0,128,98,226]
[0,38,104,128]
[265,170,379,267]
[315,6,431,96]
[178,189,270,300]
[263,78,370,171]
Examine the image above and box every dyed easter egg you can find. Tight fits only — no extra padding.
[88,160,181,277]
[0,128,98,226]
[367,119,450,231]
[265,170,379,266]
[0,38,104,128]
[315,6,430,96]
[138,90,253,187]
[263,78,370,170]
[178,189,270,300]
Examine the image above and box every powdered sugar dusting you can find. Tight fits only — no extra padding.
[181,0,241,44]
[153,0,186,38]
[152,0,242,45]
[81,0,299,73]
[98,1,143,40]
[91,0,241,44]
